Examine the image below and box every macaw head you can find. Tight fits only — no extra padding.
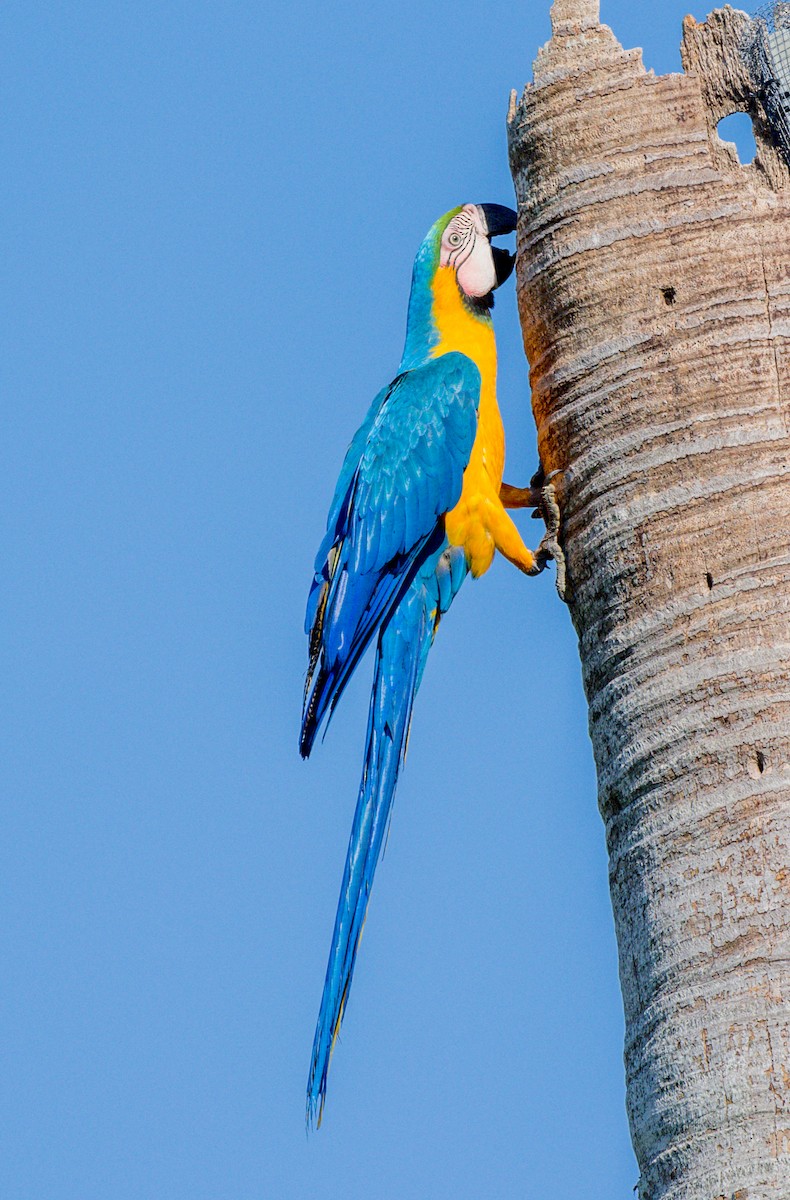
[401,202,518,369]
[434,202,517,302]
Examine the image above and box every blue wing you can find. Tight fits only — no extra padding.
[300,351,480,757]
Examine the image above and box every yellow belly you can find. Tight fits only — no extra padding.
[444,395,505,577]
[428,266,507,578]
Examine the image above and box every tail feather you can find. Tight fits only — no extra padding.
[306,543,468,1127]
[306,586,426,1127]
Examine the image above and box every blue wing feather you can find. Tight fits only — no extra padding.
[304,386,388,640]
[300,352,480,757]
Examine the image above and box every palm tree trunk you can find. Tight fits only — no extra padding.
[509,3,790,1196]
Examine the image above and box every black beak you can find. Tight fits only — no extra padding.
[493,247,515,287]
[478,203,517,237]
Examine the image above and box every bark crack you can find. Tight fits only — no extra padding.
[760,236,788,435]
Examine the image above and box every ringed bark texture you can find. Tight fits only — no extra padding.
[509,3,790,1196]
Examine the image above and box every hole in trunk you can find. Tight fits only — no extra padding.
[756,751,766,774]
[706,572,714,590]
[661,286,676,306]
[716,113,757,164]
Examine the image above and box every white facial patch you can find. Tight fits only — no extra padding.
[439,205,497,299]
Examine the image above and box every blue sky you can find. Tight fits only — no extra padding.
[2,3,757,1198]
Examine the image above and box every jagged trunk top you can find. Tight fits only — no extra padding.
[549,0,600,33]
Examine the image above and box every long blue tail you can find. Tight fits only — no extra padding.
[306,543,467,1127]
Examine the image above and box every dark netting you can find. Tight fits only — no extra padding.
[743,4,790,164]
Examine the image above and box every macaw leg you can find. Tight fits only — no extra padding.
[499,481,543,510]
[499,463,545,511]
[490,479,565,592]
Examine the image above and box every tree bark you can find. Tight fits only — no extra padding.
[508,3,790,1197]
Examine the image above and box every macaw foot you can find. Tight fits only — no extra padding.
[530,473,567,600]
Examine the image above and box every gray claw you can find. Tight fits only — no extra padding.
[535,481,567,600]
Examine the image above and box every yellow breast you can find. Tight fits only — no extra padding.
[429,267,505,577]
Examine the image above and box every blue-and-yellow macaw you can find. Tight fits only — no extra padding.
[301,203,558,1126]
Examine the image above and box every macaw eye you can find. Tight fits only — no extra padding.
[448,231,462,247]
